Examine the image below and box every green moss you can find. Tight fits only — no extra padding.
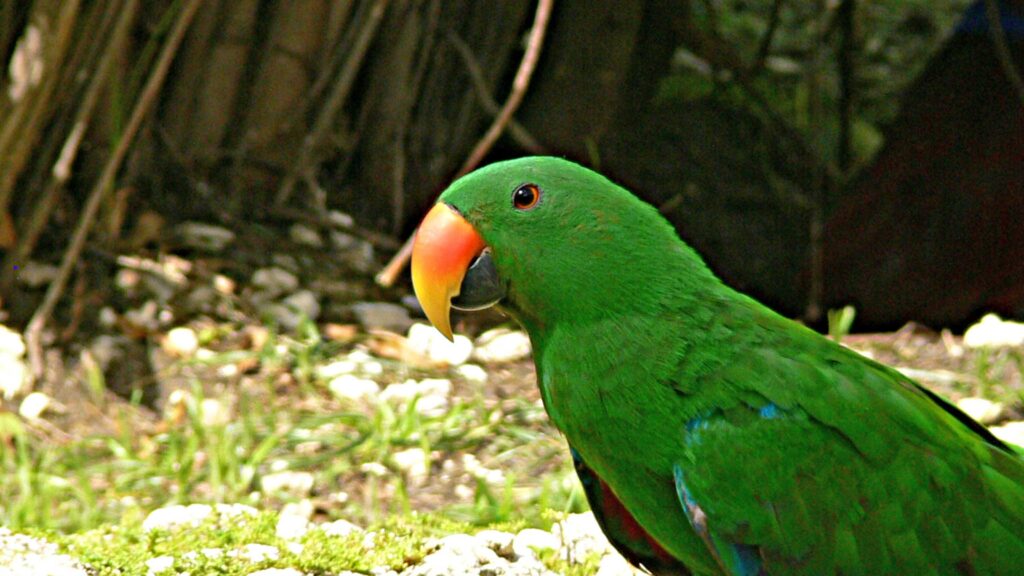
[48,508,510,575]
[535,546,604,576]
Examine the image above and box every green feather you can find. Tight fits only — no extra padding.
[436,156,1024,575]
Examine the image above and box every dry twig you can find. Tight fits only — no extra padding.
[446,31,545,153]
[375,0,554,287]
[984,0,1024,107]
[2,0,137,289]
[25,0,205,380]
[275,0,391,207]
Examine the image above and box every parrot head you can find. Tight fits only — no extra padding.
[411,156,706,340]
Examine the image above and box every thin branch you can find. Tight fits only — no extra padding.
[2,0,136,289]
[376,0,554,287]
[275,0,390,207]
[984,0,1024,107]
[25,0,204,380]
[752,0,784,74]
[836,0,856,172]
[446,31,545,153]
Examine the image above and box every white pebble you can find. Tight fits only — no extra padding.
[956,397,1005,425]
[18,392,50,421]
[392,448,430,486]
[596,552,637,576]
[963,313,1024,348]
[163,326,199,358]
[456,363,488,383]
[473,328,531,363]
[328,374,380,403]
[260,471,315,497]
[236,543,279,562]
[407,323,474,366]
[512,528,560,559]
[990,421,1024,448]
[320,519,363,537]
[275,513,310,540]
[200,398,232,427]
[145,555,175,575]
[142,503,257,532]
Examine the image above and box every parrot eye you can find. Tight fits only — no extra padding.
[512,184,541,210]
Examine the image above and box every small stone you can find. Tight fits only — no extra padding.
[361,360,384,376]
[319,359,359,379]
[14,261,59,288]
[956,397,1005,425]
[456,364,488,384]
[213,274,236,295]
[360,462,389,477]
[252,267,299,299]
[392,447,430,486]
[0,527,90,575]
[596,552,637,576]
[380,378,451,417]
[963,313,1024,348]
[330,230,358,250]
[342,240,376,274]
[176,222,235,251]
[475,529,515,556]
[320,519,363,537]
[0,325,29,400]
[142,503,257,532]
[281,290,321,322]
[18,392,50,421]
[123,300,161,332]
[990,421,1024,448]
[185,286,220,313]
[473,328,531,363]
[281,499,314,519]
[0,355,29,401]
[275,513,310,540]
[553,512,615,558]
[454,484,474,500]
[0,325,27,356]
[407,323,474,366]
[200,398,232,427]
[145,555,175,575]
[328,210,355,228]
[328,374,380,403]
[462,453,505,487]
[163,326,199,358]
[322,323,359,342]
[236,543,279,562]
[352,302,413,333]
[272,254,300,273]
[260,470,315,497]
[289,223,324,248]
[512,528,560,559]
[261,302,305,332]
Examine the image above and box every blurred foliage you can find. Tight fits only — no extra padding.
[662,0,971,172]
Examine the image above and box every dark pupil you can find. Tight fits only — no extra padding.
[514,186,535,207]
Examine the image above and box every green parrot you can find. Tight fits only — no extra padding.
[410,156,1024,575]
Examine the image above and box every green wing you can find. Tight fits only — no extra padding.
[673,302,1024,575]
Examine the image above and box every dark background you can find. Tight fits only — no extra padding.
[2,0,1023,334]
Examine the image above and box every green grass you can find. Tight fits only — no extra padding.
[0,321,579,536]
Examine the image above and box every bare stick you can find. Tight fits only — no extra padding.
[25,0,205,380]
[275,0,390,207]
[985,0,1024,107]
[3,0,137,288]
[446,31,545,153]
[375,0,554,287]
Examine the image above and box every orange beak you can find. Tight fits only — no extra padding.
[411,203,486,340]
